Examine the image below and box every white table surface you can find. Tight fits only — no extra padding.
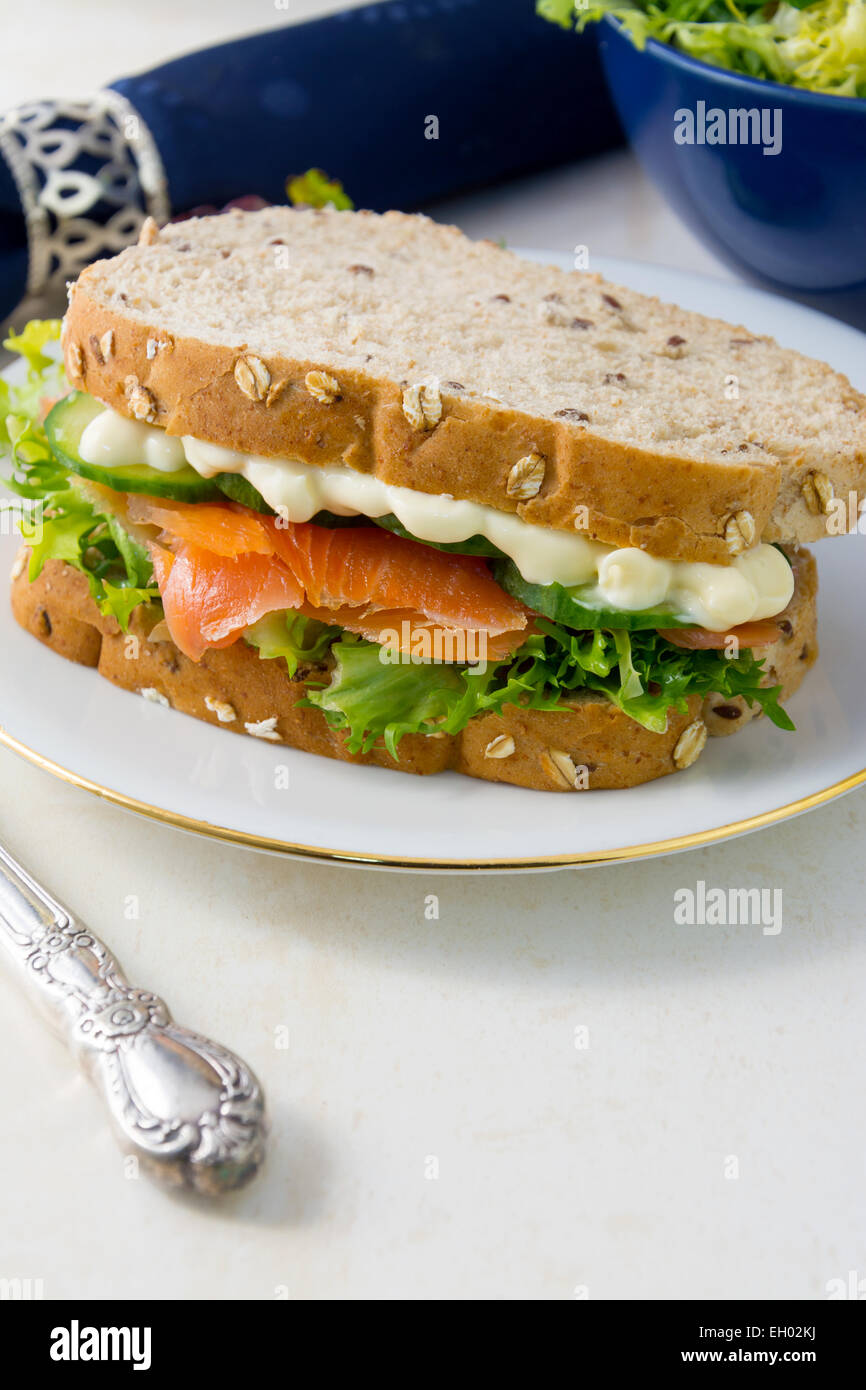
[2,1,864,1302]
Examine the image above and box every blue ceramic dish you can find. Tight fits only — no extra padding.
[597,16,866,298]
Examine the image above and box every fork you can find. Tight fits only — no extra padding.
[0,839,267,1194]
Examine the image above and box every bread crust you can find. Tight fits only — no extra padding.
[9,549,817,792]
[61,298,778,565]
[60,209,866,567]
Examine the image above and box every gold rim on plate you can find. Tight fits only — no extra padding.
[1,724,864,871]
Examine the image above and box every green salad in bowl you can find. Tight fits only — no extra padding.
[542,0,866,97]
[541,0,866,296]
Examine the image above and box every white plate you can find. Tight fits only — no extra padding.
[1,253,865,870]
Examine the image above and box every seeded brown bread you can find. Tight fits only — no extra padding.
[60,208,866,566]
[10,549,817,792]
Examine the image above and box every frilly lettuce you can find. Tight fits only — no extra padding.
[245,610,340,676]
[19,496,157,631]
[2,320,158,629]
[306,637,466,758]
[541,0,866,97]
[304,620,792,758]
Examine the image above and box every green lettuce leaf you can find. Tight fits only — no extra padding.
[244,610,340,677]
[286,168,354,210]
[1,319,68,495]
[22,505,159,630]
[306,636,466,758]
[99,582,161,630]
[1,319,67,426]
[24,508,95,576]
[4,319,63,373]
[105,514,152,588]
[2,319,158,630]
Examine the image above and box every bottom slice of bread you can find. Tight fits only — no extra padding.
[9,550,817,792]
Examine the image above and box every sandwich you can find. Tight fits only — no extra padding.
[5,208,864,791]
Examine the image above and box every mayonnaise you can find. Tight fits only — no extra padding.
[78,405,795,630]
[80,407,188,474]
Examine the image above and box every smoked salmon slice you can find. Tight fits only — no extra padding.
[129,495,272,557]
[138,498,529,664]
[265,521,525,636]
[658,620,780,649]
[153,540,304,662]
[301,604,527,661]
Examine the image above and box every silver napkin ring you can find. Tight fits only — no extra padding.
[0,89,170,298]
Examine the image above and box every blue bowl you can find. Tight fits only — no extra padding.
[598,16,866,300]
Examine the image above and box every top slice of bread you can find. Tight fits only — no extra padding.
[61,207,866,564]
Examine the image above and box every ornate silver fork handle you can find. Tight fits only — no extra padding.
[0,841,267,1195]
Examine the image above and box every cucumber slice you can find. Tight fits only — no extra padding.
[46,392,221,502]
[45,395,412,522]
[372,512,506,557]
[309,509,376,529]
[492,559,690,631]
[213,472,273,513]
